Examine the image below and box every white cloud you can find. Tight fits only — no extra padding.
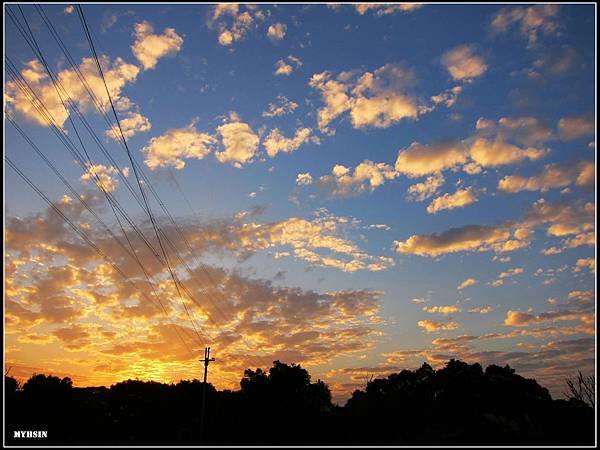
[143,120,216,170]
[262,95,298,118]
[395,141,468,177]
[105,112,151,140]
[406,173,445,201]
[210,4,263,46]
[296,173,313,186]
[131,21,183,70]
[427,187,478,214]
[318,160,399,198]
[7,56,140,128]
[80,164,129,193]
[215,115,260,167]
[498,161,595,193]
[309,64,422,133]
[264,127,318,157]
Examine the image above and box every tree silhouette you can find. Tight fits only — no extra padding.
[4,359,595,445]
[564,371,595,408]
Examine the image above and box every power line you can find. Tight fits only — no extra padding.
[25,4,243,333]
[6,6,210,344]
[6,155,198,357]
[7,116,202,352]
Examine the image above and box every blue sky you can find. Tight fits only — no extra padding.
[5,3,596,402]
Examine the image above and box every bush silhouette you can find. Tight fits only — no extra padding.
[5,359,594,445]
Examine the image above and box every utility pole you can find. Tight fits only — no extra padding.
[199,347,215,442]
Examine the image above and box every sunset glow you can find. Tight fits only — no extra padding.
[4,3,595,405]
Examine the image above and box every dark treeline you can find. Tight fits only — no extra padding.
[5,359,595,446]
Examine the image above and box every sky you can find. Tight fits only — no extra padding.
[4,3,596,403]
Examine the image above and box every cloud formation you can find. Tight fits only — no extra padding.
[143,121,216,170]
[210,4,264,46]
[267,23,287,40]
[558,115,595,140]
[417,319,459,333]
[263,127,318,157]
[274,55,303,76]
[262,95,298,118]
[441,45,487,81]
[498,161,595,193]
[354,3,423,15]
[426,187,478,214]
[215,115,260,167]
[7,56,140,128]
[395,198,594,257]
[131,21,183,70]
[310,64,423,133]
[491,4,560,47]
[317,161,399,198]
[106,111,151,140]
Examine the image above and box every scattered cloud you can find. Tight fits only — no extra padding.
[310,64,424,133]
[131,21,183,70]
[296,172,313,186]
[395,197,594,258]
[210,4,264,46]
[417,319,459,333]
[406,173,445,202]
[264,127,318,157]
[395,141,468,178]
[354,3,424,16]
[422,305,461,315]
[491,4,560,47]
[7,56,140,128]
[267,23,287,41]
[274,55,303,76]
[441,45,487,81]
[498,160,595,193]
[558,115,595,140]
[317,161,399,198]
[426,187,478,214]
[468,306,493,314]
[106,111,151,140]
[574,257,595,274]
[80,164,129,193]
[215,113,260,167]
[457,278,477,290]
[262,95,299,118]
[143,120,216,170]
[490,267,524,287]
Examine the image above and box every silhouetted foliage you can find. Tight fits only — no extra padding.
[5,360,594,445]
[564,371,595,408]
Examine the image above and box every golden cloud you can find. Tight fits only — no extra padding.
[131,21,183,70]
[318,160,399,198]
[441,45,487,81]
[498,160,595,193]
[309,64,421,132]
[426,187,478,214]
[417,319,459,333]
[143,121,216,170]
[264,127,317,157]
[215,116,260,167]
